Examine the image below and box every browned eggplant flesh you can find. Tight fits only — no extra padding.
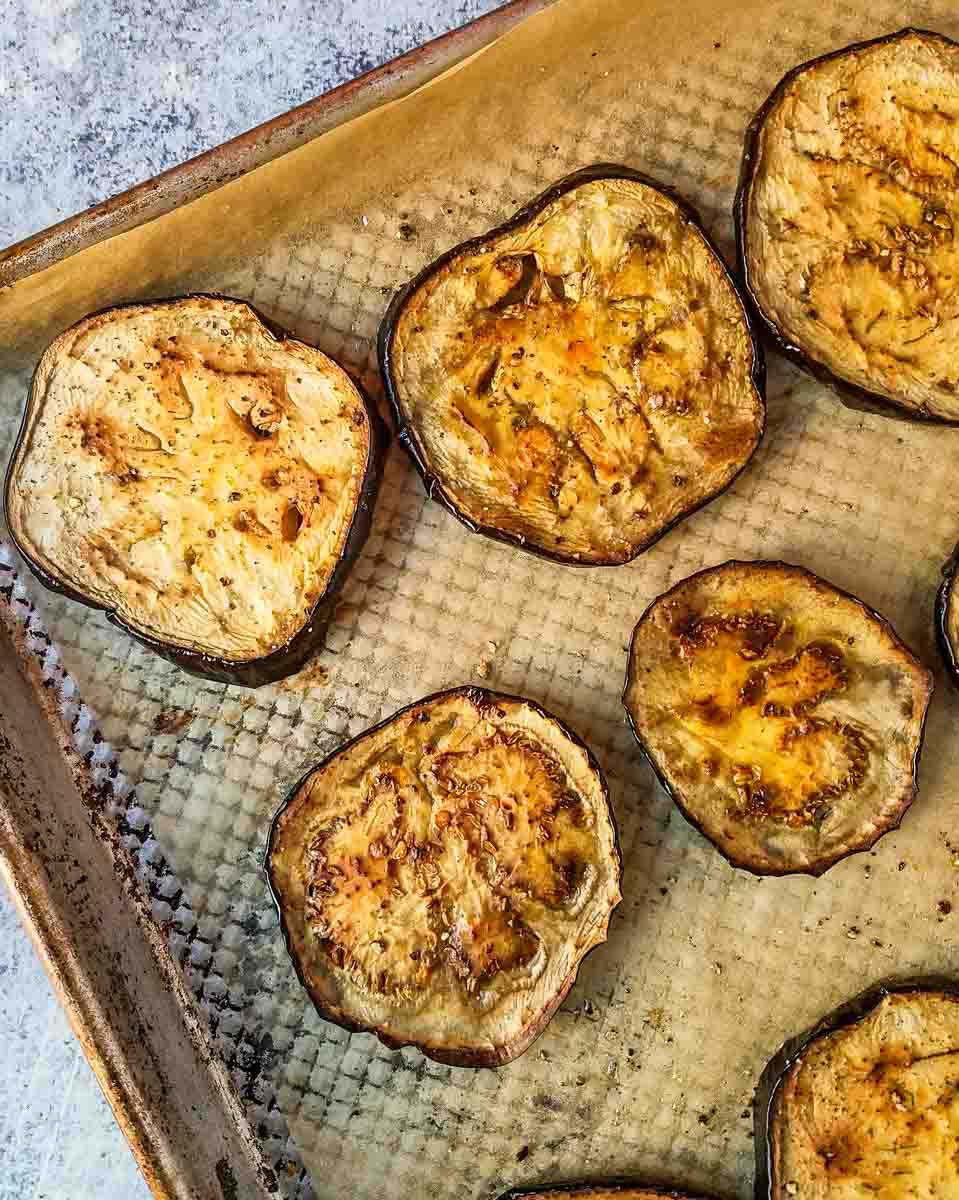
[267,687,621,1066]
[766,988,959,1196]
[623,561,932,874]
[740,29,959,420]
[382,166,764,564]
[4,296,382,684]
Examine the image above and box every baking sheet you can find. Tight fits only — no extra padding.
[2,0,959,1196]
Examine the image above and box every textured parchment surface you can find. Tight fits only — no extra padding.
[2,1,959,1197]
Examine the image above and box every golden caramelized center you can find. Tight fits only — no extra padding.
[792,1035,959,1189]
[302,732,595,1001]
[669,610,869,825]
[61,347,333,561]
[449,246,699,515]
[393,179,763,562]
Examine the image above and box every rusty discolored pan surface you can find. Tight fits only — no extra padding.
[0,560,280,1200]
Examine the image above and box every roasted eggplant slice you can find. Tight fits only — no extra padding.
[935,542,959,684]
[4,296,384,686]
[266,686,621,1066]
[758,983,959,1198]
[738,28,959,421]
[623,561,933,875]
[380,165,765,565]
[499,1186,711,1200]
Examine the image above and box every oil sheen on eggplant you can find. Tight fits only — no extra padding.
[741,29,959,420]
[623,562,933,875]
[935,542,959,684]
[4,296,381,683]
[383,168,764,564]
[767,989,959,1197]
[267,687,621,1066]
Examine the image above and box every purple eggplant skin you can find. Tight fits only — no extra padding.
[3,294,388,688]
[622,559,934,878]
[935,543,959,686]
[379,163,766,567]
[734,27,959,425]
[754,977,959,1199]
[265,684,623,1069]
[497,1182,725,1200]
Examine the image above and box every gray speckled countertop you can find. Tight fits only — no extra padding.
[0,2,494,1196]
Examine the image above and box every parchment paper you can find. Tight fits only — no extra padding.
[2,1,959,1196]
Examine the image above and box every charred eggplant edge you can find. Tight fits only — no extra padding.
[753,976,959,1199]
[265,683,623,1068]
[2,293,388,688]
[935,542,959,684]
[621,559,934,877]
[498,1180,722,1200]
[379,163,767,567]
[734,26,959,425]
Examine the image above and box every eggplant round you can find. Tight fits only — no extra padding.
[623,561,933,876]
[756,982,959,1198]
[935,541,959,684]
[380,164,765,566]
[266,686,622,1067]
[737,28,959,422]
[3,295,385,686]
[499,1186,712,1200]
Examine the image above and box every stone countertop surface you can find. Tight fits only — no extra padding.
[0,2,495,1196]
